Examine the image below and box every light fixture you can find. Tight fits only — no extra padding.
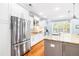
[72,3,76,19]
[39,12,43,15]
[72,3,79,19]
[54,7,60,11]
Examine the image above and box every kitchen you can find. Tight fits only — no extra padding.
[0,3,79,56]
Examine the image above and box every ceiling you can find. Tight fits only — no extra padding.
[29,3,79,20]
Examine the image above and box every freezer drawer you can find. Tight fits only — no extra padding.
[11,40,31,56]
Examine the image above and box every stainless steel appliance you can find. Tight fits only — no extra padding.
[11,16,31,56]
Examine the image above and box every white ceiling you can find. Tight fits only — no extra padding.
[30,3,79,20]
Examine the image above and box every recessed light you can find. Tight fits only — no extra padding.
[54,7,60,11]
[39,12,43,15]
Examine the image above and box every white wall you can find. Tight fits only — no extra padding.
[0,3,10,56]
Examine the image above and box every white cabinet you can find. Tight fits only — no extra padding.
[31,34,43,46]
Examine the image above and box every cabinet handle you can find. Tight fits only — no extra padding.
[50,44,55,47]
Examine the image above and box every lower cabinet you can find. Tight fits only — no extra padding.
[44,39,79,56]
[62,42,79,56]
[44,39,62,56]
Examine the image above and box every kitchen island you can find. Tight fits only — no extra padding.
[44,33,79,56]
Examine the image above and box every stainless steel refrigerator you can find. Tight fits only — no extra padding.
[11,16,31,56]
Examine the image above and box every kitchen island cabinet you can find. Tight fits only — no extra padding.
[62,42,79,56]
[44,39,62,56]
[44,39,79,56]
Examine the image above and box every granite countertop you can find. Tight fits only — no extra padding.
[44,33,79,44]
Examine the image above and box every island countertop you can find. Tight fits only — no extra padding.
[44,33,79,44]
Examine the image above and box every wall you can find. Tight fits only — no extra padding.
[0,3,10,56]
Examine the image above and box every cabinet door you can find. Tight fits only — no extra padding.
[63,42,79,56]
[44,39,62,56]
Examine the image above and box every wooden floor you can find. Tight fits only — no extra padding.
[24,40,44,56]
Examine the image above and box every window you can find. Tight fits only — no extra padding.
[52,21,70,33]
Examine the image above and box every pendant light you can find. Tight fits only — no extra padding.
[72,3,76,19]
[72,3,79,21]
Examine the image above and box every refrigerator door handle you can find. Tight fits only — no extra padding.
[14,40,30,46]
